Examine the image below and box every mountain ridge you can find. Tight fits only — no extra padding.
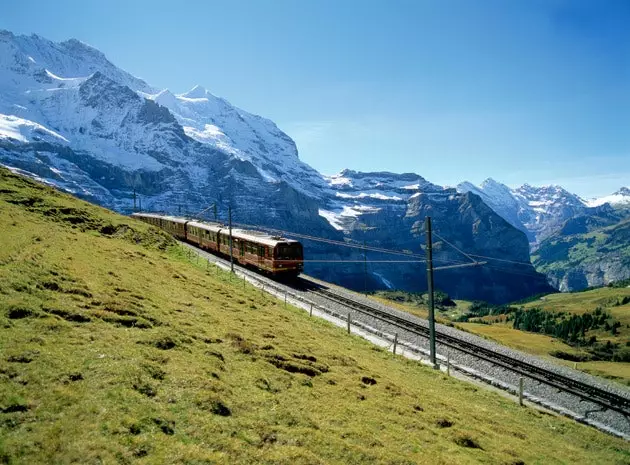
[0,30,553,302]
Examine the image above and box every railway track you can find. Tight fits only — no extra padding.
[305,284,630,418]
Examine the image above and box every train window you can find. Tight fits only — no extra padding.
[277,244,302,259]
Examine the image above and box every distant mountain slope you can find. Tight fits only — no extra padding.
[587,187,630,209]
[532,214,630,291]
[318,170,553,302]
[456,178,620,248]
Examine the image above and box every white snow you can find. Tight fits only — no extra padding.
[0,114,69,143]
[372,272,394,289]
[318,209,345,230]
[327,175,353,187]
[587,191,630,207]
[341,205,380,216]
[45,69,84,83]
[335,192,403,201]
[318,205,381,230]
[528,200,552,207]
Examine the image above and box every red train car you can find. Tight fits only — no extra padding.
[132,213,303,277]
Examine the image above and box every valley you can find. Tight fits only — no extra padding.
[372,284,630,385]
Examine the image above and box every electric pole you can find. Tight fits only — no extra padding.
[425,216,438,369]
[133,187,137,212]
[363,239,368,295]
[228,204,234,273]
[213,203,218,222]
[138,196,142,212]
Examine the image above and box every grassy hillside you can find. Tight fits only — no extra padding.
[0,168,628,464]
[533,218,630,271]
[532,216,630,290]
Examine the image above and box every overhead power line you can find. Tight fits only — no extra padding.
[232,221,430,259]
[465,253,534,267]
[432,231,478,264]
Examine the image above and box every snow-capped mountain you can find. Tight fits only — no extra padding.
[0,30,553,302]
[313,170,551,299]
[457,178,523,234]
[587,187,630,208]
[319,169,442,231]
[457,178,589,246]
[0,30,327,203]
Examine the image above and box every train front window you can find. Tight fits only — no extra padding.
[276,244,302,260]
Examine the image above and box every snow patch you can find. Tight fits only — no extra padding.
[327,175,353,187]
[587,192,630,207]
[335,192,403,201]
[372,272,394,289]
[180,84,207,99]
[0,114,69,144]
[318,209,345,230]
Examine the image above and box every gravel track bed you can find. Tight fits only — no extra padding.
[180,242,630,439]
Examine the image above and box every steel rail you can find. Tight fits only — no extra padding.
[309,286,630,417]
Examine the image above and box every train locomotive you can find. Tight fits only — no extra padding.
[131,213,304,277]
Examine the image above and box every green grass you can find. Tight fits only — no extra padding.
[533,217,630,273]
[0,168,629,464]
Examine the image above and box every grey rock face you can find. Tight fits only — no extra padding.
[320,171,552,302]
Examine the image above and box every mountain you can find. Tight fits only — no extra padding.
[317,170,552,301]
[0,30,330,229]
[458,179,630,291]
[457,178,525,236]
[319,169,442,231]
[0,30,551,303]
[533,213,630,292]
[587,187,630,209]
[457,179,591,246]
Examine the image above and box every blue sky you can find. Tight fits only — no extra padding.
[3,0,629,198]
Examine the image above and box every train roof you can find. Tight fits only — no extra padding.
[187,220,299,247]
[132,212,189,224]
[132,214,300,247]
[187,220,223,232]
[232,228,300,247]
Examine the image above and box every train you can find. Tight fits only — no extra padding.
[131,213,304,277]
